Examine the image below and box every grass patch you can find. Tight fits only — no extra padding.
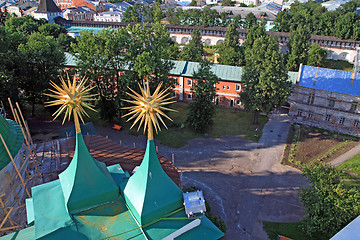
[263,221,325,240]
[110,102,267,148]
[322,59,354,71]
[337,152,360,187]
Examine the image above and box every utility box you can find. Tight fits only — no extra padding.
[183,190,206,219]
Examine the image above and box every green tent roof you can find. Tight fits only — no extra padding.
[59,132,119,214]
[0,114,24,170]
[0,134,224,239]
[123,140,184,226]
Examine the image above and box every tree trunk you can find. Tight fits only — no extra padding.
[253,110,259,125]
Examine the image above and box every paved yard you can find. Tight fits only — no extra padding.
[96,113,307,240]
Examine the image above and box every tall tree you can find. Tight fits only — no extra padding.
[241,25,291,124]
[244,12,257,29]
[122,3,142,22]
[186,60,220,133]
[307,44,327,67]
[300,162,360,238]
[286,24,311,71]
[152,2,164,22]
[218,23,244,66]
[180,28,203,62]
[17,33,65,116]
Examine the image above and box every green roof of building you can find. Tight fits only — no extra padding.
[124,140,184,226]
[64,52,298,84]
[0,114,24,170]
[59,132,119,214]
[1,133,223,239]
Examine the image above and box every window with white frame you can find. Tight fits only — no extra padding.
[235,84,241,91]
[227,86,230,90]
[308,113,313,119]
[297,110,302,116]
[308,94,315,105]
[187,79,192,86]
[328,99,335,108]
[223,86,225,89]
[186,93,192,100]
[236,99,241,105]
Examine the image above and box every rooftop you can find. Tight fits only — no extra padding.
[298,65,360,96]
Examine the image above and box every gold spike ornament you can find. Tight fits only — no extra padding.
[45,73,97,134]
[122,82,176,140]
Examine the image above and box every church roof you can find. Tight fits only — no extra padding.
[35,0,62,13]
[0,114,24,170]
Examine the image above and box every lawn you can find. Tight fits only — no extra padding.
[337,153,360,188]
[282,124,358,168]
[322,59,354,71]
[263,221,326,240]
[124,102,268,148]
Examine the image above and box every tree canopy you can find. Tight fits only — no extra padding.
[186,60,220,133]
[274,1,360,40]
[241,24,291,124]
[300,162,360,238]
[180,28,204,62]
[286,24,311,71]
[218,23,244,66]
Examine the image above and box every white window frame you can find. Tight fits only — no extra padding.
[187,79,192,86]
[186,93,192,100]
[235,84,241,92]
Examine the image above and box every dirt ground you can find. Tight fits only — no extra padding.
[282,124,359,167]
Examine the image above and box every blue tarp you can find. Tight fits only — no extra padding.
[299,65,360,96]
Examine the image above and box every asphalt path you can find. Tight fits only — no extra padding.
[96,113,307,240]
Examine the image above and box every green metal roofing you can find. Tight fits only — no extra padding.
[123,140,184,226]
[64,52,298,84]
[59,132,119,214]
[1,134,223,239]
[0,114,24,170]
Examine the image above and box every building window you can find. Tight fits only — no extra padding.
[308,113,313,119]
[186,93,192,100]
[227,86,230,90]
[187,79,192,86]
[325,114,331,122]
[328,99,335,108]
[297,110,302,116]
[354,120,360,127]
[308,94,315,105]
[236,99,241,105]
[351,103,358,112]
[339,117,345,125]
[235,84,241,91]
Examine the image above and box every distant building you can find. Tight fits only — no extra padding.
[63,6,95,21]
[210,6,277,30]
[7,1,38,17]
[321,0,352,11]
[289,64,360,136]
[56,0,106,12]
[94,8,123,22]
[33,0,63,23]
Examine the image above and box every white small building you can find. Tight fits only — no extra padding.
[94,8,123,22]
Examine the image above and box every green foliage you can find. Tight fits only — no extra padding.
[72,23,177,121]
[122,3,143,23]
[189,0,197,6]
[263,221,314,240]
[186,60,220,133]
[300,162,360,238]
[180,28,204,62]
[274,1,360,40]
[307,44,327,67]
[244,12,257,29]
[222,0,235,6]
[218,23,245,66]
[241,24,291,124]
[286,24,310,71]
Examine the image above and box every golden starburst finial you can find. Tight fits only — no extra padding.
[45,73,97,134]
[122,82,176,140]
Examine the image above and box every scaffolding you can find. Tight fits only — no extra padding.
[0,99,41,235]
